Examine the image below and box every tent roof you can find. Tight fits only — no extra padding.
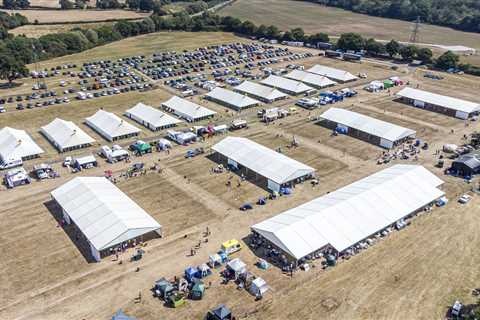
[51,177,161,251]
[41,118,95,150]
[206,87,260,109]
[260,75,313,94]
[235,81,288,101]
[307,64,358,82]
[125,103,182,128]
[212,304,231,319]
[112,310,136,320]
[285,69,337,88]
[319,108,416,142]
[227,258,246,272]
[396,87,480,114]
[162,96,216,120]
[0,127,44,162]
[212,137,315,185]
[86,110,141,140]
[252,165,444,259]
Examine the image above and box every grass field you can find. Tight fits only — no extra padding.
[25,31,245,68]
[9,22,114,38]
[1,8,149,23]
[219,0,480,50]
[2,30,480,320]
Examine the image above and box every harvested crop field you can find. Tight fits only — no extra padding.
[9,22,114,38]
[220,0,480,49]
[1,8,149,23]
[1,30,480,320]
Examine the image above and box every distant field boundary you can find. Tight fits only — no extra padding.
[30,17,146,26]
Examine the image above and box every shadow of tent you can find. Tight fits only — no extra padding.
[205,153,273,193]
[44,199,97,264]
[240,234,289,271]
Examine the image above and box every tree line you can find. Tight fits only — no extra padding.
[0,10,477,83]
[299,0,480,33]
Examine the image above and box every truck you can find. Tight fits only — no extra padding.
[0,157,22,170]
[230,119,247,131]
[100,145,130,163]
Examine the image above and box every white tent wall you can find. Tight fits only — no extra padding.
[268,180,281,192]
[455,111,469,120]
[380,138,394,149]
[90,242,101,262]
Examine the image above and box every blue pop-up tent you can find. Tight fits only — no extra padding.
[185,266,199,282]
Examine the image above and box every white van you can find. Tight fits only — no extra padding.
[0,157,23,170]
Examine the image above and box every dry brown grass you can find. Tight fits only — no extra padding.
[9,22,114,38]
[2,8,149,23]
[220,0,480,50]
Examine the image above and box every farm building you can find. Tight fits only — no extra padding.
[307,64,358,83]
[450,150,480,177]
[319,108,416,149]
[211,137,315,192]
[0,127,44,164]
[125,103,183,131]
[41,118,95,152]
[396,87,480,120]
[162,96,217,122]
[260,75,313,95]
[251,165,444,261]
[51,177,162,262]
[285,69,337,88]
[234,81,288,103]
[85,110,141,142]
[205,87,260,110]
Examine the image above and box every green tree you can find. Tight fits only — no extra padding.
[265,25,280,39]
[336,33,365,51]
[139,0,154,11]
[84,29,98,44]
[0,26,9,40]
[308,32,329,44]
[399,45,417,61]
[365,38,385,56]
[0,53,28,85]
[240,20,257,35]
[3,0,16,8]
[290,27,305,42]
[416,47,433,64]
[59,0,74,9]
[435,51,460,70]
[385,39,400,58]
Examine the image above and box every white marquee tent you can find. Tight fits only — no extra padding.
[212,137,315,191]
[205,87,260,110]
[125,102,182,131]
[319,108,416,149]
[285,69,337,88]
[234,81,288,103]
[0,127,44,164]
[51,177,162,262]
[396,87,480,119]
[252,165,444,260]
[307,64,358,83]
[41,118,95,152]
[162,96,216,122]
[260,75,313,95]
[86,110,141,142]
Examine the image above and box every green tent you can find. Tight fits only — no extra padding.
[190,282,205,300]
[383,80,394,88]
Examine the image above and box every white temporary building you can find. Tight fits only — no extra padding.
[41,118,95,152]
[51,177,162,262]
[205,87,260,110]
[162,96,216,122]
[85,110,141,142]
[125,103,182,131]
[234,81,288,103]
[252,165,444,260]
[285,69,337,88]
[212,137,315,192]
[260,75,313,95]
[396,87,480,120]
[307,64,358,83]
[0,127,44,164]
[319,108,416,149]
